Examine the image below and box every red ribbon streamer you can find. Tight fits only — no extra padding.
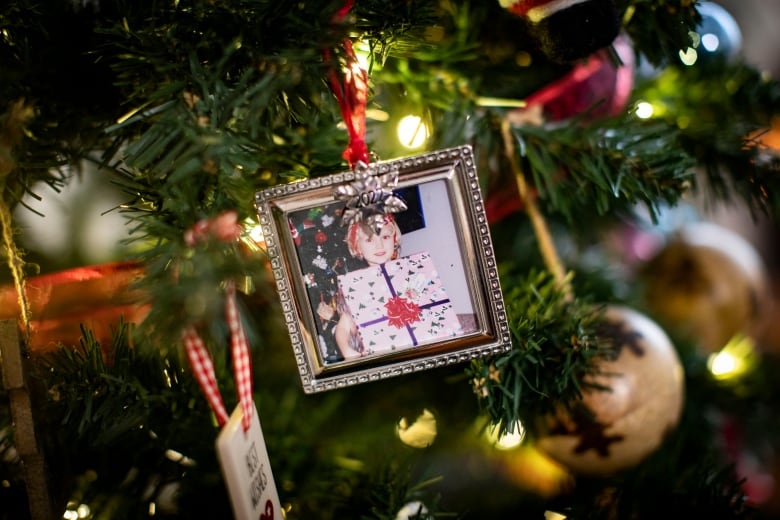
[324,0,369,167]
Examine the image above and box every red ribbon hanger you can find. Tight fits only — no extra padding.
[324,0,369,168]
[181,212,254,432]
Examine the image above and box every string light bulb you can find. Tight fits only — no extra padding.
[62,503,91,520]
[635,101,654,119]
[707,334,756,381]
[246,219,265,246]
[396,114,430,149]
[485,419,526,450]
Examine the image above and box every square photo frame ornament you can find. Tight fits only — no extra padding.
[255,145,511,393]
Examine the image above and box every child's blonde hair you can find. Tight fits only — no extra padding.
[345,214,402,260]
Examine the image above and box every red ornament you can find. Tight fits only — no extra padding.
[521,33,634,122]
[184,210,242,246]
[485,34,634,224]
[314,230,328,244]
[384,296,422,328]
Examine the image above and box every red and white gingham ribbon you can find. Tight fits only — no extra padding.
[183,281,254,432]
[180,211,253,432]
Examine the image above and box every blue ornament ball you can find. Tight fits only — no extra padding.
[695,2,742,61]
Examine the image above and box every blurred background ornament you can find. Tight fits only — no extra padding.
[498,0,620,63]
[510,33,635,124]
[638,222,770,354]
[535,306,684,476]
[694,2,743,63]
[486,34,634,224]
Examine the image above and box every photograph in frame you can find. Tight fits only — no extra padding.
[255,146,511,393]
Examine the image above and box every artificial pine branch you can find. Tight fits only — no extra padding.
[509,114,695,226]
[32,322,229,518]
[617,0,702,67]
[633,59,780,215]
[466,269,612,437]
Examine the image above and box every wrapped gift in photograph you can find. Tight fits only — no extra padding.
[337,251,463,355]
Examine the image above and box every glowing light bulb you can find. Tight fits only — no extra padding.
[248,221,265,245]
[396,115,429,149]
[635,102,654,119]
[679,47,698,66]
[354,41,371,72]
[397,409,437,448]
[709,351,737,376]
[701,33,720,53]
[485,419,526,450]
[707,334,755,381]
[165,448,196,467]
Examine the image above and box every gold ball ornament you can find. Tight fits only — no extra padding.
[536,306,684,476]
[640,222,769,353]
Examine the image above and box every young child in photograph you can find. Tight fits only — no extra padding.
[333,216,401,357]
[334,214,464,360]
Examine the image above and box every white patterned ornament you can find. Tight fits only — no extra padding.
[536,306,684,476]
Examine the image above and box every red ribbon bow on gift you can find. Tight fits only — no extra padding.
[384,295,422,328]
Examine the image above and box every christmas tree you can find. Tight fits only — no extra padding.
[2,0,780,518]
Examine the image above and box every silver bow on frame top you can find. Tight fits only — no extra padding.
[333,163,408,235]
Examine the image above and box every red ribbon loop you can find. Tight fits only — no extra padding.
[184,210,241,247]
[183,281,254,432]
[325,0,369,168]
[181,211,253,432]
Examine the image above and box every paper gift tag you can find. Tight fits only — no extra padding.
[216,402,281,520]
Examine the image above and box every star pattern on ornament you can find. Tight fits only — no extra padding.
[334,165,408,234]
[597,318,645,360]
[549,405,625,458]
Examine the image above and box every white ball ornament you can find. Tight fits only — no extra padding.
[536,306,685,476]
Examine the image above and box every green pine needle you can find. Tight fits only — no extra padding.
[466,270,613,437]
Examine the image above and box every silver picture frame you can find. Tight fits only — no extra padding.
[255,145,511,393]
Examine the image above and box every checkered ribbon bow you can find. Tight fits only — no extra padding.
[180,211,253,432]
[182,281,253,432]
